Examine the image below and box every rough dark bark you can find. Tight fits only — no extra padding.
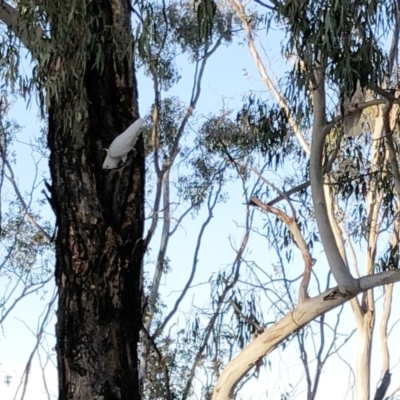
[46,1,144,399]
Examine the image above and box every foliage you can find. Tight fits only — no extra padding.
[1,0,400,399]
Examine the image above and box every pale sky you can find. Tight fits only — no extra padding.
[1,7,400,400]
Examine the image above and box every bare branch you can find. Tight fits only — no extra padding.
[249,196,313,303]
[379,216,398,380]
[379,284,393,372]
[310,58,357,293]
[253,0,276,11]
[3,157,52,242]
[212,269,400,400]
[155,175,223,337]
[266,181,310,206]
[226,0,311,155]
[12,291,57,400]
[338,221,361,279]
[251,168,296,217]
[182,209,252,399]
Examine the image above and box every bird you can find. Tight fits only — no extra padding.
[343,80,365,137]
[102,118,145,169]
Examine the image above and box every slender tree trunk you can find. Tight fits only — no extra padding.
[45,1,143,398]
[356,313,374,400]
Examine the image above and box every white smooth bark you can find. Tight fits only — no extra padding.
[212,269,400,400]
[310,61,358,294]
[225,0,311,156]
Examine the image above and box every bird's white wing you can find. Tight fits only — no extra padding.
[102,151,121,169]
[108,118,145,159]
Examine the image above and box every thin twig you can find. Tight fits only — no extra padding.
[2,156,51,242]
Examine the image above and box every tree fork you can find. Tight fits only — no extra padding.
[46,0,143,398]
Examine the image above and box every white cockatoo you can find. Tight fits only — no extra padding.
[343,80,365,137]
[102,118,145,169]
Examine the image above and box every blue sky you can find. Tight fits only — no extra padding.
[1,27,274,400]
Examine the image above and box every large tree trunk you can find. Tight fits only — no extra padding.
[45,1,143,398]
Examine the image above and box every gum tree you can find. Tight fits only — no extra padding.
[0,1,143,398]
[211,1,400,399]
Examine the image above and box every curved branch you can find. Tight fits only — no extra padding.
[212,269,400,400]
[249,196,313,303]
[310,61,357,294]
[182,208,252,399]
[227,0,311,155]
[266,180,310,206]
[155,177,222,337]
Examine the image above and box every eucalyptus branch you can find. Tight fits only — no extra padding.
[141,328,172,400]
[230,300,263,331]
[379,284,393,372]
[338,221,361,279]
[322,99,386,136]
[37,349,52,400]
[183,203,253,400]
[143,18,166,250]
[144,33,223,250]
[169,35,224,162]
[168,201,200,236]
[144,35,224,329]
[266,181,310,206]
[378,216,399,384]
[143,104,163,251]
[139,169,172,388]
[155,174,223,338]
[0,275,53,325]
[12,290,57,400]
[146,172,172,311]
[298,327,312,397]
[312,313,328,396]
[2,156,51,242]
[388,0,400,75]
[227,0,311,155]
[248,196,313,303]
[212,268,400,400]
[323,177,363,326]
[0,1,45,58]
[251,168,296,216]
[312,310,357,399]
[141,31,225,392]
[310,58,357,294]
